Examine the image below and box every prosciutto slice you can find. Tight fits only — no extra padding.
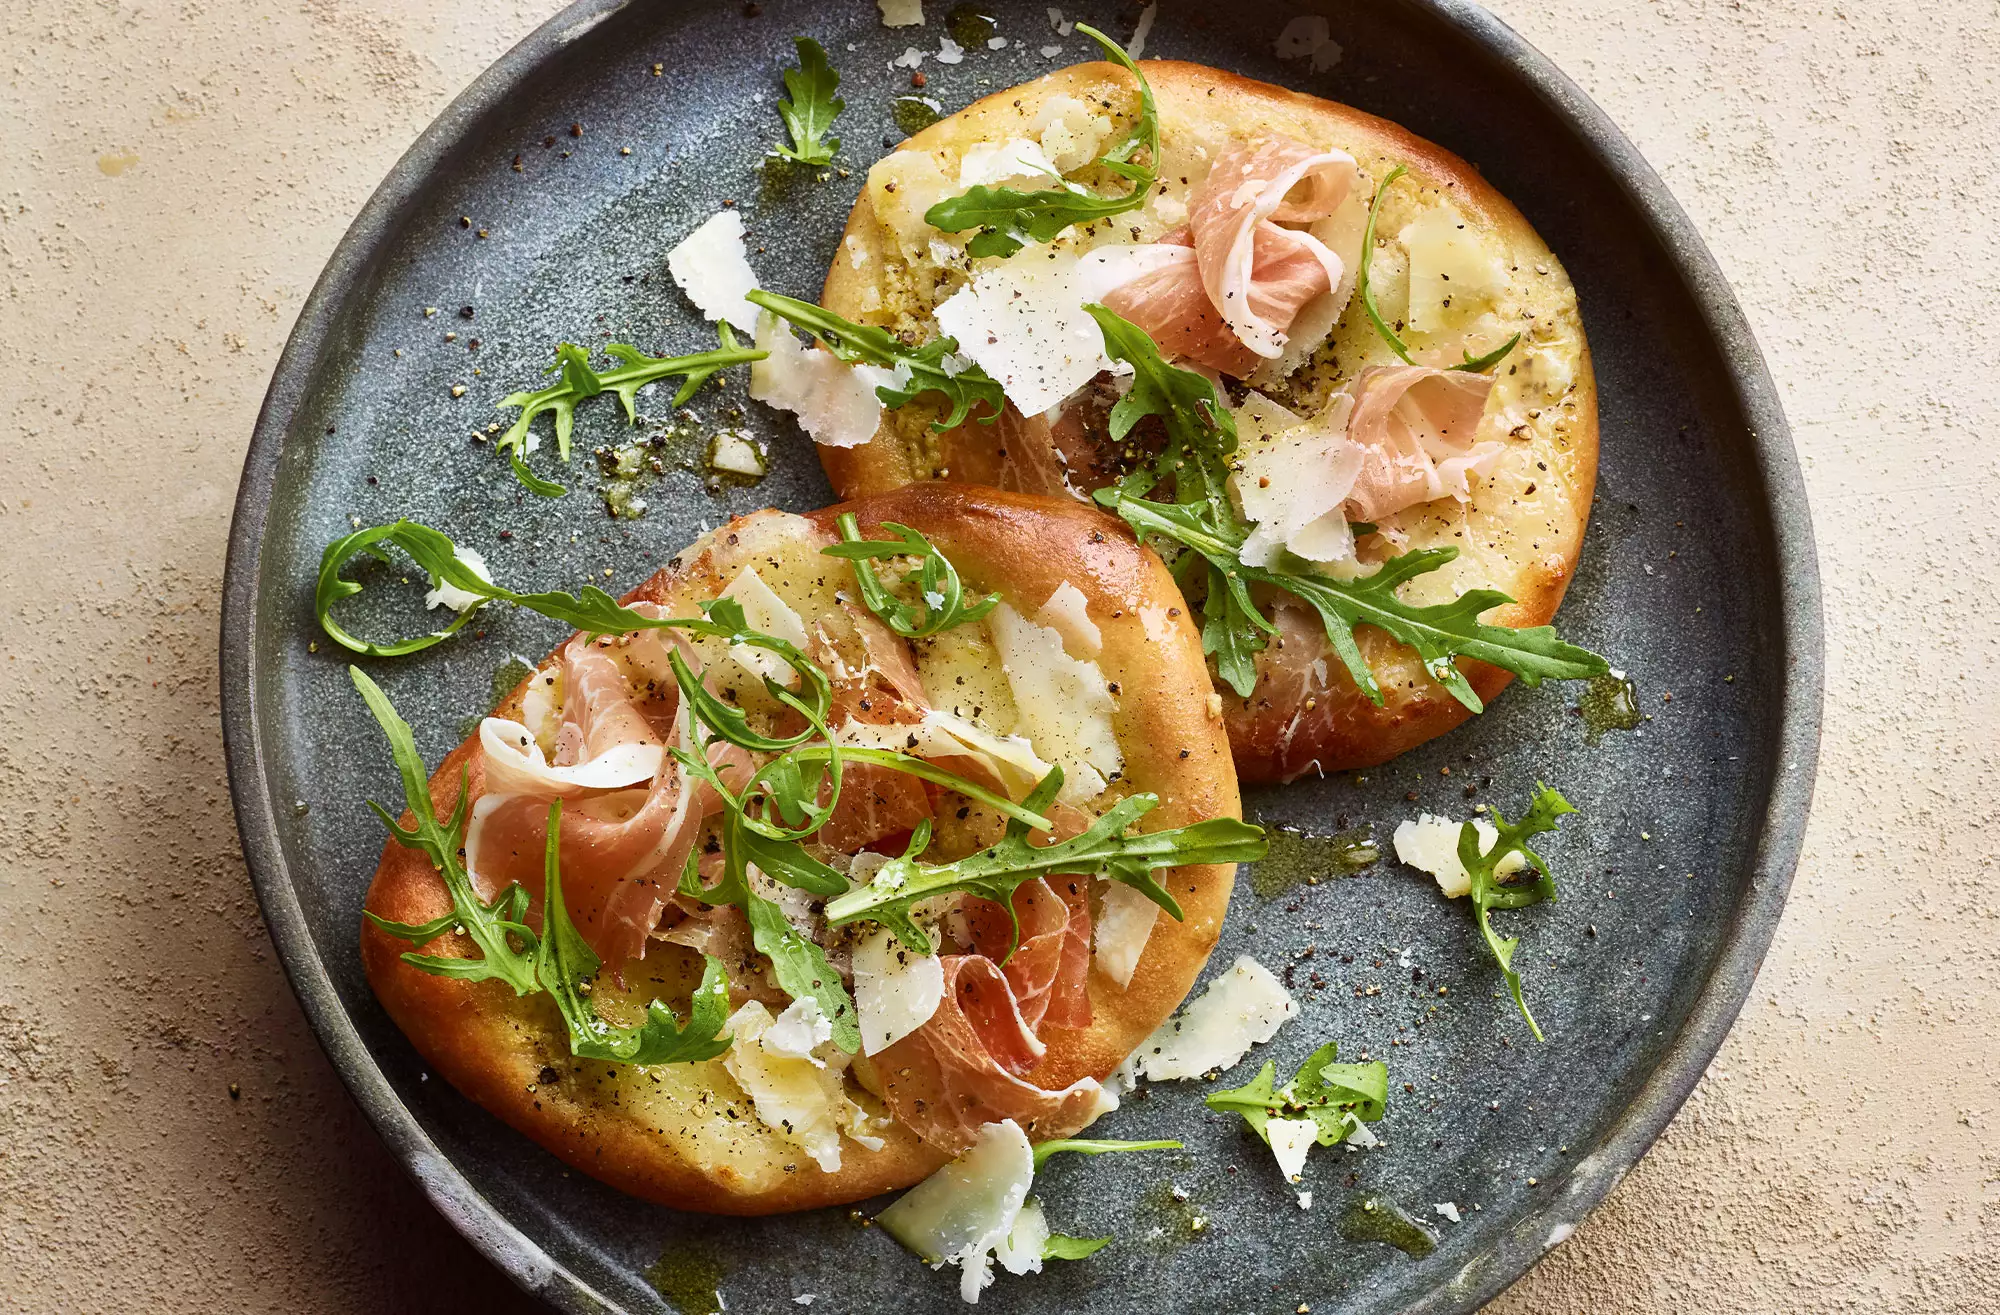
[966,877,1093,1033]
[1341,364,1503,522]
[872,956,1104,1155]
[1104,136,1357,376]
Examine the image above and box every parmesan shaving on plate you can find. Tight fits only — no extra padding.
[750,310,896,449]
[1131,955,1297,1079]
[423,544,491,612]
[992,1197,1052,1277]
[1274,14,1343,71]
[854,927,946,1055]
[1265,1117,1318,1181]
[986,603,1122,806]
[665,209,761,331]
[932,244,1189,415]
[1392,813,1527,899]
[1092,882,1160,988]
[719,565,810,685]
[878,1120,1036,1304]
[878,0,924,26]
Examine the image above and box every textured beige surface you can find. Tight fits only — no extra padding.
[2,2,1993,1312]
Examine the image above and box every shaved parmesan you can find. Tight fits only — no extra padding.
[1092,881,1159,988]
[666,210,761,331]
[750,311,894,449]
[424,544,491,612]
[723,1000,855,1173]
[1401,205,1508,335]
[1231,392,1353,569]
[993,1197,1050,1277]
[1127,2,1157,59]
[878,0,924,25]
[763,996,834,1064]
[1392,813,1526,899]
[833,710,1052,799]
[1275,14,1342,72]
[1133,955,1297,1080]
[958,138,1062,189]
[519,664,561,748]
[878,1120,1035,1303]
[477,716,662,796]
[720,565,810,685]
[1266,1117,1318,1181]
[986,604,1122,806]
[933,245,1189,415]
[854,927,946,1055]
[709,430,767,477]
[1036,580,1100,657]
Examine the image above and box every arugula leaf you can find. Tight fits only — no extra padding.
[1110,496,1608,709]
[1031,1138,1182,1169]
[1043,1234,1113,1261]
[1205,1042,1388,1152]
[821,512,1001,638]
[773,37,842,167]
[496,326,766,495]
[535,801,733,1064]
[823,768,1268,955]
[316,521,493,658]
[1457,783,1574,1041]
[352,669,732,1064]
[1356,165,1518,374]
[923,25,1158,257]
[745,290,1003,429]
[1084,304,1606,706]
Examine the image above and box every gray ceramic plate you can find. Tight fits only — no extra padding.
[220,1,1821,1311]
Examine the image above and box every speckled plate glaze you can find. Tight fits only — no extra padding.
[220,2,1821,1311]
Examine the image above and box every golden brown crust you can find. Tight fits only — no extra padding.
[817,60,1599,783]
[361,486,1238,1213]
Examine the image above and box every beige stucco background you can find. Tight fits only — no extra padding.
[3,1,1994,1311]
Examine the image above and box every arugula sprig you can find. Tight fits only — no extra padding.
[495,326,765,495]
[1356,165,1520,373]
[772,37,842,166]
[353,668,731,1064]
[821,513,1001,638]
[746,290,1003,429]
[1082,304,1607,705]
[1205,1042,1388,1158]
[923,25,1158,257]
[1458,783,1574,1041]
[823,768,1268,955]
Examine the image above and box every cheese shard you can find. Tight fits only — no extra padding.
[878,0,924,25]
[854,927,947,1055]
[1133,955,1297,1080]
[958,138,1062,189]
[720,565,811,686]
[666,209,762,332]
[723,1000,853,1173]
[993,1197,1051,1277]
[1092,881,1159,988]
[832,710,1053,799]
[987,603,1122,806]
[1036,580,1101,657]
[878,1120,1036,1303]
[763,996,835,1064]
[424,544,492,612]
[1229,392,1361,570]
[933,244,1189,415]
[750,311,896,449]
[1392,813,1526,899]
[1266,1117,1318,1182]
[1401,204,1508,335]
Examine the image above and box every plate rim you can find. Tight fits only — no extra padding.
[219,2,1824,1310]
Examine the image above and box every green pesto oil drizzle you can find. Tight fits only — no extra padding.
[1249,825,1381,898]
[891,94,944,138]
[1339,1196,1438,1258]
[644,1245,725,1315]
[1139,1180,1212,1250]
[1578,672,1642,743]
[945,4,997,48]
